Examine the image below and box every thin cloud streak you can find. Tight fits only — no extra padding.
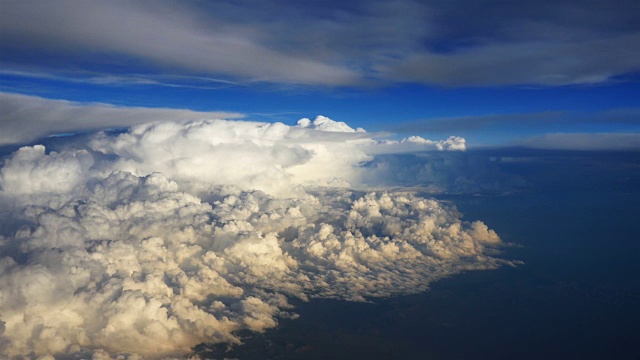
[0,69,245,90]
[389,109,640,134]
[0,92,245,145]
[390,112,566,133]
[518,133,640,151]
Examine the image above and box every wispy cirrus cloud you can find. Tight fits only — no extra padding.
[0,69,244,90]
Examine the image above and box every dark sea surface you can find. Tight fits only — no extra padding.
[200,149,640,360]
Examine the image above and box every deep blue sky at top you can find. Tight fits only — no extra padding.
[1,0,638,147]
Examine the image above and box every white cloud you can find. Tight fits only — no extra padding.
[86,115,464,197]
[0,145,93,195]
[296,115,366,133]
[0,116,507,359]
[363,136,467,154]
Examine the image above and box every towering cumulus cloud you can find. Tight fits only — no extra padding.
[0,116,509,359]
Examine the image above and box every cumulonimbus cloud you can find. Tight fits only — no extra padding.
[0,115,514,359]
[85,115,465,196]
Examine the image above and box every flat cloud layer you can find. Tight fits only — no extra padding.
[518,133,640,151]
[0,116,511,359]
[0,92,245,146]
[1,0,638,87]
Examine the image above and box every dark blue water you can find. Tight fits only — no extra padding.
[198,149,640,359]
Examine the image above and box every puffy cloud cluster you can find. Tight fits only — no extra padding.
[0,145,93,195]
[296,115,366,133]
[364,135,467,154]
[0,117,509,359]
[87,117,366,196]
[86,115,465,196]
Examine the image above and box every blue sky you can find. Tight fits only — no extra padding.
[1,0,638,148]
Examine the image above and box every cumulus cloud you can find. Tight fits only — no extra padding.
[364,136,467,154]
[84,115,464,196]
[0,145,93,195]
[296,115,366,133]
[0,116,510,359]
[86,117,363,196]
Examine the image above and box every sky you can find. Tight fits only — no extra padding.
[0,1,639,359]
[0,0,638,148]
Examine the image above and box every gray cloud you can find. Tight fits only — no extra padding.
[381,0,640,86]
[1,0,638,87]
[0,92,244,145]
[518,133,640,151]
[0,0,360,86]
[390,112,565,133]
[389,108,640,135]
[379,34,640,86]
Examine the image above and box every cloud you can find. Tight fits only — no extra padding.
[0,116,510,359]
[296,115,366,133]
[518,133,640,151]
[386,109,640,145]
[87,117,367,196]
[86,115,465,196]
[0,145,93,195]
[0,1,359,86]
[0,91,467,194]
[378,34,640,86]
[389,112,566,134]
[0,68,244,90]
[375,0,640,86]
[1,0,638,87]
[364,136,467,154]
[0,92,244,145]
